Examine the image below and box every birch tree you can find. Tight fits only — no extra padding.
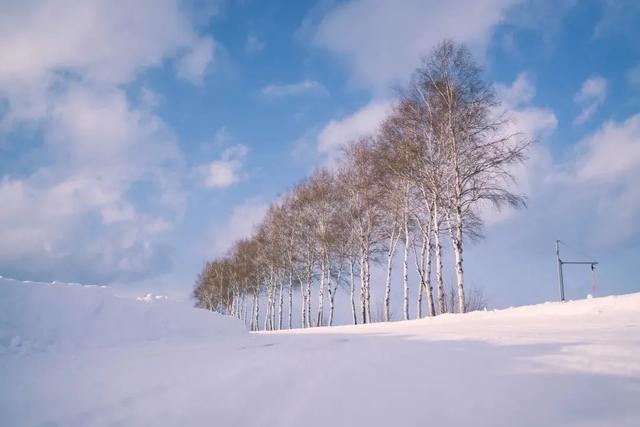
[413,40,528,312]
[193,39,528,327]
[339,138,385,324]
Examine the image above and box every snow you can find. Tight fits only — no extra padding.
[0,277,244,354]
[1,277,639,426]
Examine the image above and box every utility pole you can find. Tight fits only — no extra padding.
[555,240,598,302]
[556,240,564,302]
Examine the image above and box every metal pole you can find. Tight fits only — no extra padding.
[556,240,565,302]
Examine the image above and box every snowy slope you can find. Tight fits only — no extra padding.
[0,276,245,354]
[0,277,639,427]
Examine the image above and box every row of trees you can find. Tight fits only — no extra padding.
[193,41,529,330]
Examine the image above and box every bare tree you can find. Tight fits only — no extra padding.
[376,171,403,322]
[411,40,529,312]
[339,137,385,324]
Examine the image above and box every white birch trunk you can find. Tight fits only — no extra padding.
[434,202,445,315]
[416,270,424,318]
[305,270,312,328]
[288,271,293,329]
[328,290,336,326]
[272,281,277,328]
[265,270,275,331]
[317,256,326,327]
[446,212,466,314]
[448,106,466,314]
[327,266,336,326]
[360,253,367,323]
[264,284,272,331]
[453,213,465,313]
[241,295,247,323]
[235,291,241,318]
[383,230,399,322]
[235,292,240,318]
[349,259,358,325]
[364,251,371,323]
[424,235,435,317]
[252,288,259,331]
[402,212,410,321]
[278,276,284,330]
[300,276,306,328]
[414,234,425,318]
[269,285,275,330]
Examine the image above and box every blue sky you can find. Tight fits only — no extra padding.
[1,0,639,308]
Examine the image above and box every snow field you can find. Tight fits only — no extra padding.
[1,276,638,426]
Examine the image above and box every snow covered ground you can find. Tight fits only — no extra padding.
[1,277,639,426]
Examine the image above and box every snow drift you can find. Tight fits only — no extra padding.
[0,276,245,354]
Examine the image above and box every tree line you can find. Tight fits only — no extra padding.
[193,41,529,330]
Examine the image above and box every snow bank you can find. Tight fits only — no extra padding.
[0,277,245,354]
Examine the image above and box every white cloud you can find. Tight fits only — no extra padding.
[0,0,216,128]
[310,0,522,91]
[573,76,608,125]
[486,111,640,249]
[176,36,215,84]
[574,114,640,182]
[495,72,535,108]
[0,85,184,281]
[210,198,269,256]
[495,73,558,142]
[0,0,216,282]
[261,79,327,98]
[317,100,394,155]
[199,162,238,188]
[569,114,640,246]
[194,144,249,189]
[508,107,558,141]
